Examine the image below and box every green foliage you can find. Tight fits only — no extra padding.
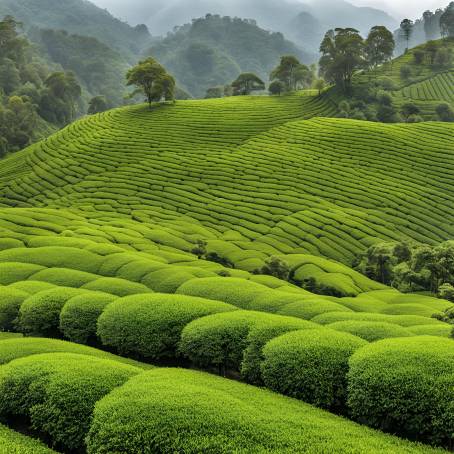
[97,293,236,360]
[365,26,395,70]
[241,318,318,384]
[0,424,56,454]
[319,28,366,92]
[0,353,140,451]
[270,55,312,92]
[149,15,311,98]
[348,336,454,447]
[179,310,275,373]
[59,292,116,344]
[88,96,109,115]
[17,287,84,337]
[400,19,415,52]
[126,57,175,106]
[231,73,265,95]
[261,329,366,411]
[268,80,285,95]
[0,287,28,331]
[86,368,441,454]
[436,102,454,121]
[0,337,152,369]
[327,321,412,342]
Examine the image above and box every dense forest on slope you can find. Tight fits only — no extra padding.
[0,0,152,60]
[148,14,315,98]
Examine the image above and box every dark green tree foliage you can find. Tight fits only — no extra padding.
[88,95,109,115]
[36,29,129,107]
[268,80,285,95]
[440,2,454,38]
[400,19,414,52]
[319,28,366,92]
[231,73,265,95]
[148,14,311,98]
[126,57,176,108]
[436,102,454,121]
[423,10,441,41]
[270,55,313,92]
[365,26,395,71]
[400,102,421,121]
[259,256,290,281]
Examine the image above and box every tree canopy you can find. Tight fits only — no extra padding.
[126,58,176,107]
[270,55,313,92]
[231,73,265,95]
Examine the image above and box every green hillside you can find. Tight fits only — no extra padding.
[350,38,454,120]
[0,89,454,451]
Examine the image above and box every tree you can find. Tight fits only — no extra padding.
[423,10,440,41]
[126,57,175,108]
[436,103,454,122]
[205,86,224,99]
[88,96,108,114]
[268,80,285,96]
[259,256,290,281]
[400,19,414,52]
[231,73,265,96]
[319,28,365,93]
[270,56,311,92]
[314,78,326,96]
[401,102,420,121]
[0,16,28,62]
[365,26,395,75]
[440,2,454,38]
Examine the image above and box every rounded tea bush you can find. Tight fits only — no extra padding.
[348,336,454,448]
[17,287,85,337]
[241,317,319,385]
[97,293,236,360]
[179,310,277,373]
[59,292,117,344]
[327,321,412,342]
[86,368,436,454]
[0,423,56,454]
[0,287,29,331]
[261,329,367,411]
[0,353,140,451]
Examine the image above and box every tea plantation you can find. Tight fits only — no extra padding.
[0,87,453,452]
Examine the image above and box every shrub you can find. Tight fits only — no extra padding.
[261,329,366,411]
[0,337,151,369]
[348,336,454,447]
[327,321,412,342]
[179,311,278,373]
[0,288,28,331]
[407,324,452,337]
[176,277,269,309]
[59,292,117,344]
[82,277,153,296]
[277,298,352,320]
[17,287,85,337]
[0,423,56,453]
[86,368,433,454]
[241,318,318,384]
[97,294,236,360]
[0,353,140,451]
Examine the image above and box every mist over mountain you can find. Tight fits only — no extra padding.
[92,0,398,46]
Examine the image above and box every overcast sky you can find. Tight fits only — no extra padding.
[346,0,447,18]
[92,0,449,21]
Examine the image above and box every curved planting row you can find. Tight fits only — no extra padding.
[1,95,453,269]
[1,286,452,448]
[0,337,443,454]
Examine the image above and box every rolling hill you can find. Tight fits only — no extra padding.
[0,74,453,450]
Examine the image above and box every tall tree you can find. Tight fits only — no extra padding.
[319,28,365,93]
[365,26,395,74]
[440,2,454,38]
[270,56,312,92]
[400,19,414,52]
[126,57,175,108]
[231,73,265,95]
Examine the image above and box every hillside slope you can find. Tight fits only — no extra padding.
[1,93,453,272]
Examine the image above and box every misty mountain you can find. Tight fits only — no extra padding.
[148,14,316,98]
[0,0,152,60]
[92,0,398,51]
